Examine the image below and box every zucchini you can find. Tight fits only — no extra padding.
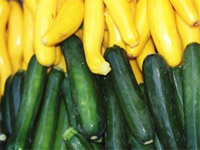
[153,134,163,150]
[53,97,70,150]
[171,66,184,130]
[0,122,7,150]
[99,75,128,150]
[6,55,47,150]
[182,43,200,150]
[143,54,185,149]
[61,35,106,140]
[91,142,105,150]
[63,127,94,150]
[10,70,25,120]
[31,67,64,150]
[1,75,13,135]
[61,74,77,129]
[104,45,154,144]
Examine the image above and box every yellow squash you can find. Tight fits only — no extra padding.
[129,59,143,84]
[103,30,108,49]
[23,4,34,65]
[0,0,12,95]
[127,0,150,57]
[56,53,67,72]
[83,0,111,75]
[54,46,62,65]
[130,0,137,16]
[148,0,183,67]
[169,0,199,27]
[105,10,126,50]
[194,0,200,18]
[24,0,38,16]
[175,13,200,49]
[75,28,83,41]
[8,0,23,73]
[57,0,66,12]
[103,0,139,48]
[34,0,57,66]
[136,38,155,71]
[42,0,84,46]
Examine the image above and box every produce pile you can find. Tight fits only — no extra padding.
[1,0,200,149]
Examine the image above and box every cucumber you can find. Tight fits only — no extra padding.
[63,127,94,150]
[1,75,13,135]
[171,66,184,130]
[61,74,77,130]
[99,75,128,150]
[91,142,105,150]
[143,54,185,149]
[104,45,154,144]
[31,67,64,150]
[10,70,25,120]
[53,97,70,150]
[182,43,200,150]
[6,55,47,150]
[0,122,7,150]
[61,35,106,140]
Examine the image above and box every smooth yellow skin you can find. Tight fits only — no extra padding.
[136,38,155,71]
[21,60,28,70]
[130,0,137,16]
[103,0,139,47]
[75,28,83,41]
[8,0,23,73]
[105,10,126,50]
[127,0,150,57]
[103,30,108,49]
[54,46,62,65]
[34,0,57,66]
[170,0,199,27]
[129,59,143,84]
[24,0,38,16]
[42,0,84,46]
[194,0,200,18]
[0,0,12,95]
[56,53,67,72]
[83,0,111,75]
[148,0,183,67]
[23,4,34,65]
[57,0,66,12]
[175,13,200,49]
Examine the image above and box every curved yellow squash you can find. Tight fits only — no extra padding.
[83,0,111,75]
[129,59,143,84]
[54,46,62,65]
[24,0,38,16]
[148,0,183,67]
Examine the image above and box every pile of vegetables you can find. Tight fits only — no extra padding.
[1,0,200,149]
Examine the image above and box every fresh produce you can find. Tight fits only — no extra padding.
[0,122,7,150]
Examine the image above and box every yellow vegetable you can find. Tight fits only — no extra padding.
[175,13,200,49]
[0,0,12,95]
[130,0,137,16]
[8,0,23,73]
[105,10,126,50]
[103,30,108,49]
[127,0,150,57]
[24,0,38,16]
[136,38,155,71]
[169,0,199,27]
[194,0,200,18]
[34,0,57,66]
[42,0,84,46]
[57,0,66,12]
[147,0,183,67]
[54,46,62,65]
[21,60,28,70]
[83,0,111,75]
[56,53,67,72]
[23,4,34,65]
[103,0,139,48]
[129,59,143,84]
[75,28,83,41]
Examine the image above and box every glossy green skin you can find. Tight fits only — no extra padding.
[64,130,94,150]
[61,35,106,139]
[171,66,184,130]
[53,98,70,150]
[0,121,7,149]
[2,75,13,135]
[31,68,64,150]
[104,45,154,144]
[153,134,163,150]
[6,56,47,150]
[143,54,185,150]
[61,75,77,129]
[100,75,128,150]
[183,43,200,150]
[10,70,25,121]
[91,142,105,150]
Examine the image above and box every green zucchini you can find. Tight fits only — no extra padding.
[10,70,25,120]
[91,142,105,150]
[182,43,200,150]
[53,97,70,150]
[63,127,94,150]
[1,75,13,135]
[99,75,128,150]
[61,74,77,130]
[31,67,64,150]
[143,54,185,149]
[6,55,47,150]
[0,121,7,150]
[104,45,154,144]
[153,134,163,150]
[61,35,106,140]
